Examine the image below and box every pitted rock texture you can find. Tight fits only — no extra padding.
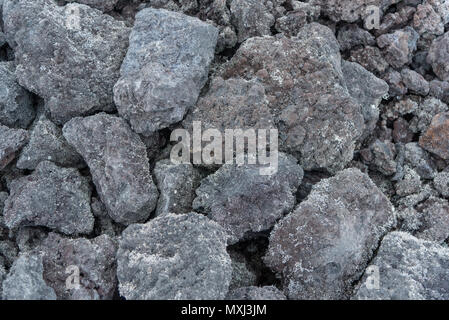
[193,153,303,244]
[116,213,232,300]
[354,232,449,300]
[63,113,159,225]
[113,8,218,135]
[3,161,94,235]
[419,112,449,159]
[3,0,129,124]
[0,61,35,129]
[221,22,365,173]
[265,168,396,300]
[38,232,117,300]
[0,124,28,170]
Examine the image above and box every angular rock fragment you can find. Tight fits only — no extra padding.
[410,97,448,133]
[38,232,117,300]
[383,69,407,96]
[2,253,56,300]
[341,60,388,138]
[193,153,303,244]
[427,32,449,81]
[354,232,449,300]
[369,139,397,176]
[413,3,445,38]
[153,160,201,217]
[228,250,257,290]
[377,27,419,69]
[226,286,286,300]
[401,68,430,96]
[63,113,158,225]
[414,197,449,243]
[230,0,274,42]
[0,61,34,129]
[349,46,389,74]
[430,80,449,104]
[17,115,84,170]
[337,24,375,51]
[113,8,218,135]
[3,0,130,124]
[419,112,449,159]
[404,142,437,180]
[434,171,449,198]
[222,23,364,173]
[117,213,232,300]
[265,168,396,300]
[275,2,320,37]
[3,161,94,235]
[0,124,28,170]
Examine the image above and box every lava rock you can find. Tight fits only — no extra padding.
[404,142,437,180]
[384,69,408,96]
[38,232,117,300]
[153,160,201,217]
[113,8,218,135]
[275,2,321,37]
[17,115,84,170]
[0,61,34,129]
[3,161,94,235]
[3,0,130,124]
[414,197,449,243]
[410,97,448,133]
[349,46,389,74]
[337,24,375,51]
[226,286,286,300]
[62,113,159,225]
[228,250,257,290]
[222,23,364,173]
[117,212,232,300]
[2,253,56,300]
[434,171,449,198]
[265,168,396,300]
[354,231,449,300]
[377,27,419,69]
[193,153,303,244]
[0,124,28,170]
[60,0,118,12]
[230,0,274,42]
[419,112,449,159]
[427,31,449,81]
[401,68,430,96]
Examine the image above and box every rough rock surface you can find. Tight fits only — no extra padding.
[38,232,117,300]
[63,113,158,225]
[113,8,218,135]
[230,0,274,42]
[193,153,303,244]
[0,124,28,170]
[419,112,449,159]
[427,31,449,81]
[222,23,364,173]
[3,0,129,124]
[3,161,94,235]
[17,115,84,170]
[116,213,232,300]
[60,0,119,12]
[153,160,200,217]
[2,253,56,300]
[0,61,35,129]
[377,27,419,69]
[265,168,396,300]
[226,286,286,300]
[354,232,449,300]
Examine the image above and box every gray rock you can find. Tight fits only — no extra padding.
[63,113,159,225]
[228,250,257,290]
[265,168,396,300]
[113,8,218,135]
[222,23,364,173]
[427,31,449,81]
[337,24,376,51]
[383,69,407,97]
[61,0,118,12]
[430,80,449,104]
[226,286,286,300]
[3,0,129,124]
[3,161,94,235]
[410,97,448,134]
[0,124,28,170]
[342,60,388,139]
[401,68,430,96]
[2,253,56,300]
[230,0,274,42]
[193,153,303,244]
[414,197,449,243]
[117,212,232,300]
[0,262,5,299]
[38,232,117,300]
[377,27,419,69]
[434,170,449,198]
[17,115,84,170]
[354,232,449,300]
[0,239,17,268]
[275,2,321,37]
[369,139,397,176]
[404,142,437,180]
[153,160,201,217]
[395,166,421,197]
[349,45,389,74]
[413,3,445,38]
[0,61,34,129]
